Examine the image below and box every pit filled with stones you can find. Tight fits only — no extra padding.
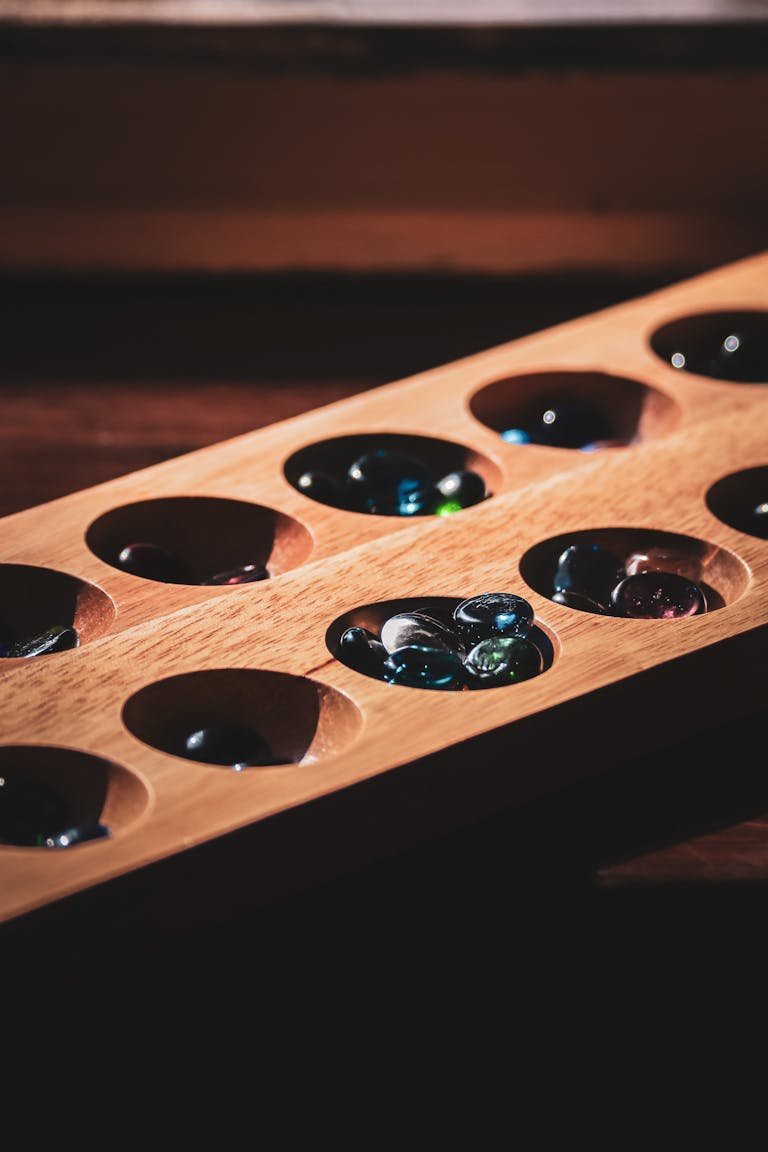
[335,592,551,690]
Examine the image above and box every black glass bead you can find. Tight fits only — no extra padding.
[0,775,73,847]
[117,541,190,583]
[181,723,277,770]
[337,626,387,677]
[453,593,534,647]
[201,563,269,586]
[525,396,612,449]
[749,501,768,539]
[7,625,79,659]
[382,645,465,691]
[42,822,111,849]
[380,611,463,655]
[464,636,543,688]
[434,470,487,510]
[710,329,768,382]
[346,449,433,516]
[553,543,624,610]
[552,589,609,615]
[296,470,349,509]
[610,572,707,619]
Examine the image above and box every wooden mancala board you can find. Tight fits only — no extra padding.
[1,250,767,929]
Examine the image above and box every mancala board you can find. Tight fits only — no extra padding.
[1,250,767,935]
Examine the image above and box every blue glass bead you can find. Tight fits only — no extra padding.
[579,438,632,453]
[553,543,624,610]
[464,636,543,688]
[297,470,349,509]
[610,572,706,619]
[117,541,190,583]
[7,625,79,659]
[346,450,433,516]
[0,776,73,847]
[453,593,534,646]
[42,822,111,849]
[380,611,463,655]
[552,589,608,615]
[182,723,277,770]
[526,397,612,449]
[435,470,486,510]
[382,645,465,690]
[202,563,269,586]
[500,428,531,445]
[337,626,387,676]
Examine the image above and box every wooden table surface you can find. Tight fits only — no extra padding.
[4,271,766,1012]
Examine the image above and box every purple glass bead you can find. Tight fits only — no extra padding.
[337,626,387,677]
[610,572,707,619]
[382,645,464,691]
[202,563,269,586]
[464,636,543,688]
[453,593,534,647]
[624,546,703,583]
[117,541,190,584]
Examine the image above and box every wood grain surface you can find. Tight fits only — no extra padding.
[1,252,766,937]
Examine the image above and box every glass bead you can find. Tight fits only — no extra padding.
[749,501,768,539]
[711,330,768,382]
[464,635,543,687]
[553,543,624,609]
[453,592,534,646]
[202,563,269,586]
[42,822,111,849]
[380,611,463,655]
[434,470,486,509]
[610,572,707,619]
[346,449,433,516]
[552,589,608,614]
[117,541,190,583]
[7,625,79,659]
[337,626,387,676]
[500,428,531,445]
[382,645,464,691]
[297,470,349,509]
[526,397,612,449]
[624,546,703,583]
[434,500,463,517]
[181,723,277,770]
[0,776,73,847]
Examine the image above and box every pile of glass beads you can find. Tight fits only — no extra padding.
[0,622,78,659]
[297,448,488,516]
[115,542,269,585]
[551,541,709,619]
[337,592,546,690]
[0,775,109,848]
[500,395,628,452]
